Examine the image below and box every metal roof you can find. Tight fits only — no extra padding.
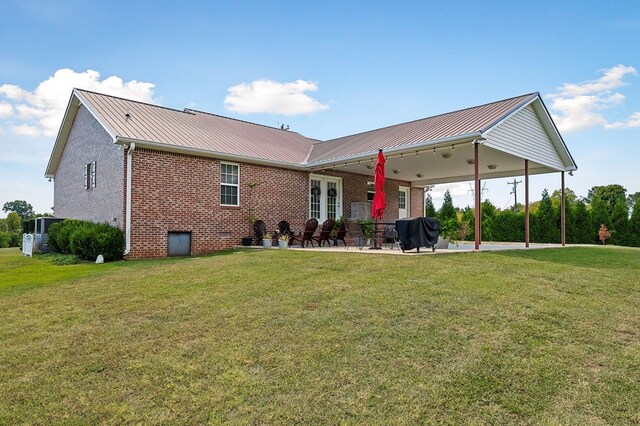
[77,89,318,165]
[49,90,574,178]
[306,93,539,164]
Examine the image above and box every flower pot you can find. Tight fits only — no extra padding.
[278,239,288,249]
[263,239,272,249]
[434,237,450,249]
[241,237,253,246]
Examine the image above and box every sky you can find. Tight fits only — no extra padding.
[1,0,639,217]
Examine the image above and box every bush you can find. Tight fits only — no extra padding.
[47,220,124,262]
[0,232,9,248]
[9,232,21,248]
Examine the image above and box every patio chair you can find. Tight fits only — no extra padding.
[277,220,295,246]
[382,224,400,250]
[314,219,335,247]
[345,219,364,250]
[291,218,318,248]
[331,221,347,247]
[253,219,267,245]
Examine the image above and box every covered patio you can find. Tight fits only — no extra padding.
[306,92,577,250]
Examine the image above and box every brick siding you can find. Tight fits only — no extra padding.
[53,105,124,227]
[124,149,420,258]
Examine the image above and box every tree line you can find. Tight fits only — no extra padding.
[425,184,640,247]
[0,200,51,248]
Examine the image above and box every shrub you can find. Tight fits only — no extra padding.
[0,232,9,248]
[9,232,21,248]
[47,220,124,262]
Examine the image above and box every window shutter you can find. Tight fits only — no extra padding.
[91,161,96,188]
[84,164,88,189]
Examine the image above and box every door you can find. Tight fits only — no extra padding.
[168,232,191,256]
[309,175,342,221]
[398,186,410,219]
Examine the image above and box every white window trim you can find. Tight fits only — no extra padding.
[220,161,240,206]
[367,181,375,202]
[309,174,343,221]
[90,161,96,188]
[399,186,410,218]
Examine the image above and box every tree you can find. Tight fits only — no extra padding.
[424,193,436,217]
[550,188,577,210]
[5,212,21,233]
[590,198,610,244]
[586,185,627,215]
[629,199,640,247]
[2,200,34,220]
[610,201,630,246]
[531,189,558,243]
[438,190,456,221]
[627,192,640,212]
[572,200,592,244]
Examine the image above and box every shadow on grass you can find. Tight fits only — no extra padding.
[492,246,640,271]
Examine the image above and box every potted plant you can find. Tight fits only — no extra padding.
[262,232,273,248]
[436,218,458,249]
[277,233,289,249]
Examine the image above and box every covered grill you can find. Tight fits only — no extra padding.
[395,217,440,252]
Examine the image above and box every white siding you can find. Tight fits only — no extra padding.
[484,105,565,170]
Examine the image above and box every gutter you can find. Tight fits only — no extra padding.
[124,141,135,256]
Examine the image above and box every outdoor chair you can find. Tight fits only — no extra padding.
[314,219,335,247]
[331,221,347,247]
[291,218,319,248]
[345,219,364,250]
[277,220,295,246]
[253,220,267,245]
[382,224,400,249]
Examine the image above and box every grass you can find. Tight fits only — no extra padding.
[0,246,639,424]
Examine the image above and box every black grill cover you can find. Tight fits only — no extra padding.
[395,217,440,251]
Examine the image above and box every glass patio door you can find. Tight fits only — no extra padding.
[309,175,342,221]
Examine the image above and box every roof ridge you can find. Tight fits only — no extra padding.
[74,88,193,115]
[318,92,539,144]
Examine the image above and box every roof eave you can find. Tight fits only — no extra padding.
[305,132,483,168]
[114,137,309,171]
[45,92,81,177]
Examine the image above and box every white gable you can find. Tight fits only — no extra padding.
[484,104,566,170]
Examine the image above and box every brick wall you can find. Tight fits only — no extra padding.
[54,105,124,227]
[411,187,425,217]
[125,149,424,258]
[126,148,309,258]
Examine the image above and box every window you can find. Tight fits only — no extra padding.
[220,162,239,206]
[398,190,406,209]
[84,161,96,190]
[367,181,375,201]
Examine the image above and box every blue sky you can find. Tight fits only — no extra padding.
[1,0,639,216]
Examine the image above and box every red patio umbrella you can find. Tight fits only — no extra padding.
[371,149,386,219]
[370,149,386,250]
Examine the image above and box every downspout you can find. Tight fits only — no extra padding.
[124,142,136,255]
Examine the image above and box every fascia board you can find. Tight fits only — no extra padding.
[45,93,81,177]
[73,89,118,141]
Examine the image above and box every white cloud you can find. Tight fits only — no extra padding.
[224,79,329,115]
[627,112,640,127]
[547,64,638,133]
[0,102,12,118]
[0,68,156,137]
[11,124,40,137]
[555,64,636,97]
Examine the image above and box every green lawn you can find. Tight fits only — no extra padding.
[1,246,639,424]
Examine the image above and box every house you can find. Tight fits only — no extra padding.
[45,89,577,258]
